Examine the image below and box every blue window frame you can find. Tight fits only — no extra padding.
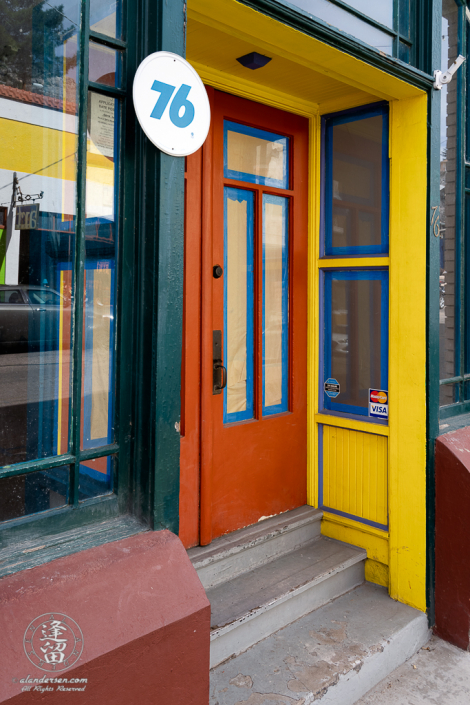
[322,103,389,257]
[262,194,289,416]
[223,187,255,423]
[321,268,389,418]
[224,120,289,190]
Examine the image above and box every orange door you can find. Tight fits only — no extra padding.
[180,89,308,546]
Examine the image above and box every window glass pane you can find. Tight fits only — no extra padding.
[342,0,393,29]
[280,0,394,54]
[90,0,122,39]
[263,195,289,415]
[79,454,114,499]
[224,188,254,422]
[82,92,117,449]
[0,466,69,522]
[326,111,388,256]
[224,121,289,189]
[440,382,459,407]
[0,0,79,465]
[439,1,460,393]
[399,0,411,38]
[323,270,388,417]
[398,41,411,64]
[89,41,123,88]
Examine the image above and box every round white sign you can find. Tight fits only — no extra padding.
[133,51,210,157]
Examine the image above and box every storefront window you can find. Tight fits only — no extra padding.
[0,0,80,466]
[0,0,124,520]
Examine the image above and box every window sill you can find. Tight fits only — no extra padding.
[0,515,147,579]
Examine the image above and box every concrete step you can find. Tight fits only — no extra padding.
[210,582,430,705]
[207,536,366,668]
[189,506,322,591]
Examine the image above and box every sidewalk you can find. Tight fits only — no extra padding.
[356,635,470,705]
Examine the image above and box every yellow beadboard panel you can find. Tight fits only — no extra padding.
[322,425,388,527]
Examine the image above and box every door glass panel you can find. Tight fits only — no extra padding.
[263,195,289,415]
[0,466,70,522]
[224,188,254,422]
[0,0,79,465]
[323,270,388,417]
[325,109,388,256]
[224,121,289,189]
[81,92,117,452]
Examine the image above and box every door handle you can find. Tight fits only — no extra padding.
[214,362,227,392]
[213,330,226,395]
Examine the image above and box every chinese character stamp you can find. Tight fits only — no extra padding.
[23,614,84,672]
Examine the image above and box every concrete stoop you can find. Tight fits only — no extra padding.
[189,507,429,705]
[209,583,429,705]
[189,507,367,669]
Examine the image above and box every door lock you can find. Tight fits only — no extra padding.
[213,330,227,395]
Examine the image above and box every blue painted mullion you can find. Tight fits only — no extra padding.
[223,188,255,424]
[262,195,289,416]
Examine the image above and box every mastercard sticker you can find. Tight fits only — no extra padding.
[369,389,388,419]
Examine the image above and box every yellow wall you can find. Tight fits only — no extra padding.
[311,95,427,609]
[187,0,428,612]
[388,96,427,609]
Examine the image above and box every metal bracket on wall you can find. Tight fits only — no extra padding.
[433,55,465,90]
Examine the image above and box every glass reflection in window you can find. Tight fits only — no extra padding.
[81,92,117,455]
[0,0,79,465]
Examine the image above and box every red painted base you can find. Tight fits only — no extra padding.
[435,427,470,651]
[0,530,210,703]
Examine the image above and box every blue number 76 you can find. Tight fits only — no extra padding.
[150,80,195,128]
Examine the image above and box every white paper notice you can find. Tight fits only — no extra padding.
[89,93,115,158]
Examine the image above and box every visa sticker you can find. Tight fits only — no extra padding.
[369,389,388,419]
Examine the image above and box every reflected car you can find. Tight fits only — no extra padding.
[0,285,71,352]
